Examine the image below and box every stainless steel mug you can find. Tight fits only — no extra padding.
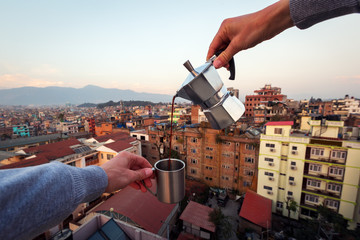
[145,158,185,204]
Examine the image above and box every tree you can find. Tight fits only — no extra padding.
[208,208,233,239]
[317,204,348,237]
[57,113,65,122]
[285,198,298,220]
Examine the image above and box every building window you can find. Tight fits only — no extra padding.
[191,138,198,143]
[191,158,197,164]
[235,166,238,171]
[174,146,179,151]
[140,136,145,140]
[205,166,213,170]
[222,153,231,157]
[329,167,344,176]
[266,143,275,148]
[327,183,342,192]
[288,191,293,196]
[325,199,339,209]
[305,194,319,203]
[291,161,296,166]
[221,176,229,180]
[205,177,213,181]
[190,169,197,174]
[311,148,324,156]
[236,154,239,159]
[205,155,213,160]
[101,153,104,159]
[264,186,272,190]
[106,154,112,160]
[244,181,251,187]
[191,149,196,154]
[244,169,254,176]
[222,141,231,146]
[309,163,322,172]
[292,146,298,151]
[245,157,254,164]
[222,164,230,169]
[274,128,283,134]
[245,144,255,150]
[206,147,213,151]
[331,150,347,159]
[276,201,283,209]
[307,179,321,188]
[264,157,274,162]
[289,176,295,181]
[264,172,274,176]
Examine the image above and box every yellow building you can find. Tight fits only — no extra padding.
[257,120,360,229]
[168,107,186,123]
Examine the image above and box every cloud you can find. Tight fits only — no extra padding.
[30,64,60,76]
[335,75,360,83]
[0,74,64,89]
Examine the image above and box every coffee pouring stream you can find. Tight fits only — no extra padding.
[176,53,245,130]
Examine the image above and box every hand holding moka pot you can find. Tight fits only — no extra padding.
[176,51,245,129]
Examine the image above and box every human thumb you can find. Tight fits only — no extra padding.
[213,44,236,69]
[134,168,153,181]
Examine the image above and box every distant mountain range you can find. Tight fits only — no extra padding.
[0,85,174,106]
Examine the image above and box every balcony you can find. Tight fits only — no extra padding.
[303,171,344,183]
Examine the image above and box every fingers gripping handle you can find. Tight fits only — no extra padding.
[215,50,236,80]
[141,167,156,196]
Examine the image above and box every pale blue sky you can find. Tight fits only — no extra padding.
[0,0,359,101]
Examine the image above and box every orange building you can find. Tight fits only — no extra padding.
[95,123,113,136]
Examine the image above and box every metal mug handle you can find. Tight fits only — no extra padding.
[141,168,156,197]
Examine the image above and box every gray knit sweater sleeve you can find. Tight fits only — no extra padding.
[290,0,360,29]
[0,162,108,240]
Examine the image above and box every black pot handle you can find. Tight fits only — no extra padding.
[215,50,235,80]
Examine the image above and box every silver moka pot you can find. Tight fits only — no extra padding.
[176,53,245,129]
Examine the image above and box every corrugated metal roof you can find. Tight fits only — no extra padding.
[179,201,215,233]
[265,121,293,126]
[92,181,177,234]
[0,156,49,169]
[239,190,272,229]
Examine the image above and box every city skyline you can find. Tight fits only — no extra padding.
[1,0,359,101]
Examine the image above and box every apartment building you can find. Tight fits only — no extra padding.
[190,105,207,124]
[245,84,287,118]
[147,126,259,193]
[257,120,360,229]
[167,107,186,123]
[84,118,96,136]
[56,121,79,135]
[253,101,290,125]
[94,122,113,136]
[13,124,34,137]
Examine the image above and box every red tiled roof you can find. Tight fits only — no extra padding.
[177,232,203,240]
[265,121,293,126]
[104,141,133,152]
[180,201,216,232]
[0,156,49,169]
[94,132,130,143]
[23,138,80,161]
[239,190,272,229]
[92,180,176,234]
